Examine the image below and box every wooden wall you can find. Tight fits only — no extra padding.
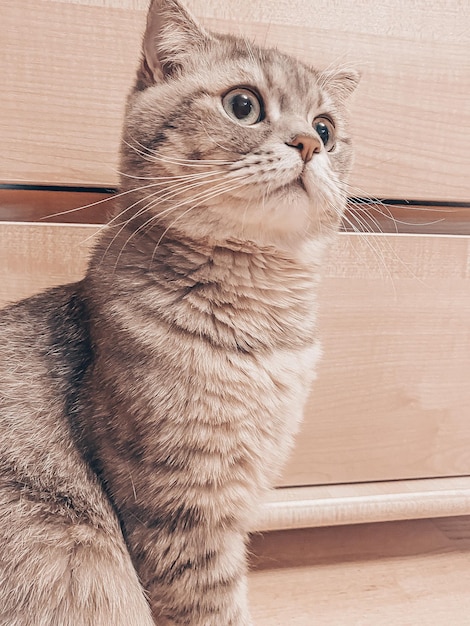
[1,0,469,201]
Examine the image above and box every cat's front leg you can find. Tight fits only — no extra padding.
[126,521,253,626]
[0,492,156,626]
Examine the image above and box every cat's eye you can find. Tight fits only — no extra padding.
[222,88,263,126]
[313,117,335,151]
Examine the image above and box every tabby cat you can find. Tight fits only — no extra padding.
[0,0,358,624]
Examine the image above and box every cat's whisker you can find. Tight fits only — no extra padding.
[126,140,235,165]
[343,191,426,284]
[352,204,446,230]
[148,179,253,267]
[43,172,221,221]
[89,170,227,241]
[124,137,234,166]
[101,173,245,264]
[79,183,200,246]
[79,195,152,246]
[242,35,258,68]
[346,184,449,234]
[147,153,233,169]
[105,171,248,263]
[346,186,399,221]
[139,176,251,254]
[350,206,386,235]
[345,184,396,209]
[41,187,132,221]
[345,198,391,235]
[318,55,354,79]
[109,176,250,270]
[341,211,396,285]
[315,184,394,283]
[353,202,399,234]
[345,215,396,288]
[116,169,224,182]
[142,175,251,238]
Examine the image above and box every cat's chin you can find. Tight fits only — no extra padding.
[163,170,341,248]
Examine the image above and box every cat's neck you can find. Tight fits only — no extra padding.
[86,224,324,353]
[92,217,329,278]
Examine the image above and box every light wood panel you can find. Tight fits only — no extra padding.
[248,516,470,625]
[1,0,469,201]
[285,232,470,485]
[1,222,470,486]
[0,223,94,305]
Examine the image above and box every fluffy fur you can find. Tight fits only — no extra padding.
[0,1,358,624]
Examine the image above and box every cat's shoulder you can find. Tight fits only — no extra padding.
[0,282,86,341]
[0,281,92,395]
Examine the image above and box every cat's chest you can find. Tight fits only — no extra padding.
[133,327,320,435]
[106,238,321,354]
[115,334,321,495]
[95,295,322,503]
[106,267,320,428]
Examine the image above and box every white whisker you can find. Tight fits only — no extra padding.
[101,172,244,264]
[124,137,234,167]
[148,178,252,267]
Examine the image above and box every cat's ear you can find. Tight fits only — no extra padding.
[136,0,211,89]
[319,68,360,101]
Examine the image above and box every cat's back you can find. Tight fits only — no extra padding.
[0,283,91,438]
[0,283,102,516]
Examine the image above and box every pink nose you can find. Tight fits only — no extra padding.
[286,134,322,163]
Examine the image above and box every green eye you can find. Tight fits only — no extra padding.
[222,88,263,125]
[313,116,336,151]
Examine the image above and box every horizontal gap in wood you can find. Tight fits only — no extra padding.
[0,186,469,234]
[0,184,116,194]
[255,477,470,532]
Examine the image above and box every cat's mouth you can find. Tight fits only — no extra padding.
[288,175,309,195]
[267,176,308,199]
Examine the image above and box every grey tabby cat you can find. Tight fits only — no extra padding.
[0,0,358,624]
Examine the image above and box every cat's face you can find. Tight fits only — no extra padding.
[120,0,358,248]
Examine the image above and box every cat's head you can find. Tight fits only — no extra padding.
[120,0,358,248]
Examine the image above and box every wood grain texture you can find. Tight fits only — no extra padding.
[248,516,470,625]
[1,222,470,486]
[256,477,470,531]
[1,0,469,201]
[0,223,94,306]
[285,232,470,485]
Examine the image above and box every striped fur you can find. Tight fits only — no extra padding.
[0,1,357,624]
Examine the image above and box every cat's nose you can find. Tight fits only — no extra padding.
[286,134,322,163]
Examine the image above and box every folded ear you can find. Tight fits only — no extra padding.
[319,68,361,101]
[135,0,211,90]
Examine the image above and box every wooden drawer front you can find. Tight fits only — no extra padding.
[2,223,469,487]
[284,233,470,486]
[1,0,469,202]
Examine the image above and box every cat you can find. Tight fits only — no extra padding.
[0,0,358,624]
